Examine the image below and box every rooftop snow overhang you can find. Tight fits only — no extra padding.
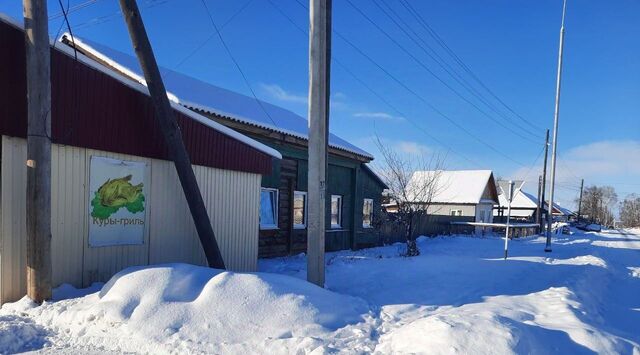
[59,34,373,162]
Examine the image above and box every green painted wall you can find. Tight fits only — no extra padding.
[253,135,386,255]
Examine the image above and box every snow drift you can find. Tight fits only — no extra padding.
[0,264,369,353]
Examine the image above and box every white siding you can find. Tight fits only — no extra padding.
[427,203,476,217]
[1,136,261,304]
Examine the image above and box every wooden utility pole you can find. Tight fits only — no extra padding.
[24,0,52,303]
[577,178,584,222]
[546,0,568,252]
[539,129,550,234]
[118,0,225,269]
[307,0,331,287]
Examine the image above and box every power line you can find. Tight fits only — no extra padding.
[398,0,544,132]
[198,0,279,128]
[49,0,101,20]
[266,0,483,167]
[290,0,528,166]
[342,0,542,145]
[370,0,543,143]
[70,0,172,32]
[171,0,255,72]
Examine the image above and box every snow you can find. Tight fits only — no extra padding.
[60,35,373,160]
[2,229,640,354]
[496,187,539,217]
[408,170,496,204]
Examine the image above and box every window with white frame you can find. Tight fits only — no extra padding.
[450,209,463,216]
[331,195,343,228]
[293,191,307,229]
[260,188,278,229]
[362,198,374,228]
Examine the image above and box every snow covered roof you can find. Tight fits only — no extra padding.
[408,170,498,204]
[0,14,281,160]
[60,35,373,160]
[496,181,539,209]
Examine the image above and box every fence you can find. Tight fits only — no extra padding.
[378,214,475,245]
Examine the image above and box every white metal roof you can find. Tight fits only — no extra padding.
[61,35,373,160]
[408,170,496,204]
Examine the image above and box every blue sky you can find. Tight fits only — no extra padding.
[3,0,639,209]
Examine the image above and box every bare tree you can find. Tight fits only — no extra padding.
[620,194,640,228]
[374,137,445,256]
[577,185,618,226]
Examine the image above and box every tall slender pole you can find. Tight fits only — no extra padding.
[504,180,514,259]
[118,0,225,269]
[577,178,584,222]
[539,129,550,233]
[24,0,52,303]
[536,175,542,228]
[546,0,568,252]
[307,0,331,287]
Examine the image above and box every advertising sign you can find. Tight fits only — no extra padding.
[88,156,147,247]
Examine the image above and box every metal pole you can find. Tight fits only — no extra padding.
[307,0,331,287]
[118,0,225,269]
[24,0,52,303]
[577,179,584,222]
[539,129,549,233]
[545,0,567,252]
[504,180,514,259]
[536,175,542,229]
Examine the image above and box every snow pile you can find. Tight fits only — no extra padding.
[0,264,369,353]
[2,230,640,353]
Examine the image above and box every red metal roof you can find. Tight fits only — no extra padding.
[0,18,274,175]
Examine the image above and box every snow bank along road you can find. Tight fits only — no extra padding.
[1,229,639,354]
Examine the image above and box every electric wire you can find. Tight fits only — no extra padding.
[198,0,279,128]
[398,0,544,132]
[370,0,543,142]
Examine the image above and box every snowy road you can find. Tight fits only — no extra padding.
[1,229,639,354]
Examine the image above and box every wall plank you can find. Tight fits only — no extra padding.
[1,136,261,304]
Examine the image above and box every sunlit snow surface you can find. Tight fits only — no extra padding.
[1,229,639,354]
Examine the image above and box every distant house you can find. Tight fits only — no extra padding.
[494,180,541,221]
[0,16,281,304]
[407,170,499,231]
[545,202,575,222]
[493,181,574,223]
[60,35,388,257]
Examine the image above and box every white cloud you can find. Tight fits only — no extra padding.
[508,140,640,210]
[259,84,349,110]
[353,112,404,121]
[396,141,431,155]
[259,83,307,104]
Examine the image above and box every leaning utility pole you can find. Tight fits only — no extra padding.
[539,129,550,233]
[118,0,225,269]
[577,178,584,222]
[307,0,331,287]
[545,0,568,252]
[24,0,53,303]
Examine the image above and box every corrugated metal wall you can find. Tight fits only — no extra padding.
[1,136,260,304]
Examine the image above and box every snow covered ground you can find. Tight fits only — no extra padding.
[1,228,639,354]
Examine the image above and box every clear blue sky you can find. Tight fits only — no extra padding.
[3,0,639,209]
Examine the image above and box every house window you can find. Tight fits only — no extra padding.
[331,195,343,228]
[450,209,463,216]
[260,188,278,229]
[363,198,374,228]
[293,191,307,229]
